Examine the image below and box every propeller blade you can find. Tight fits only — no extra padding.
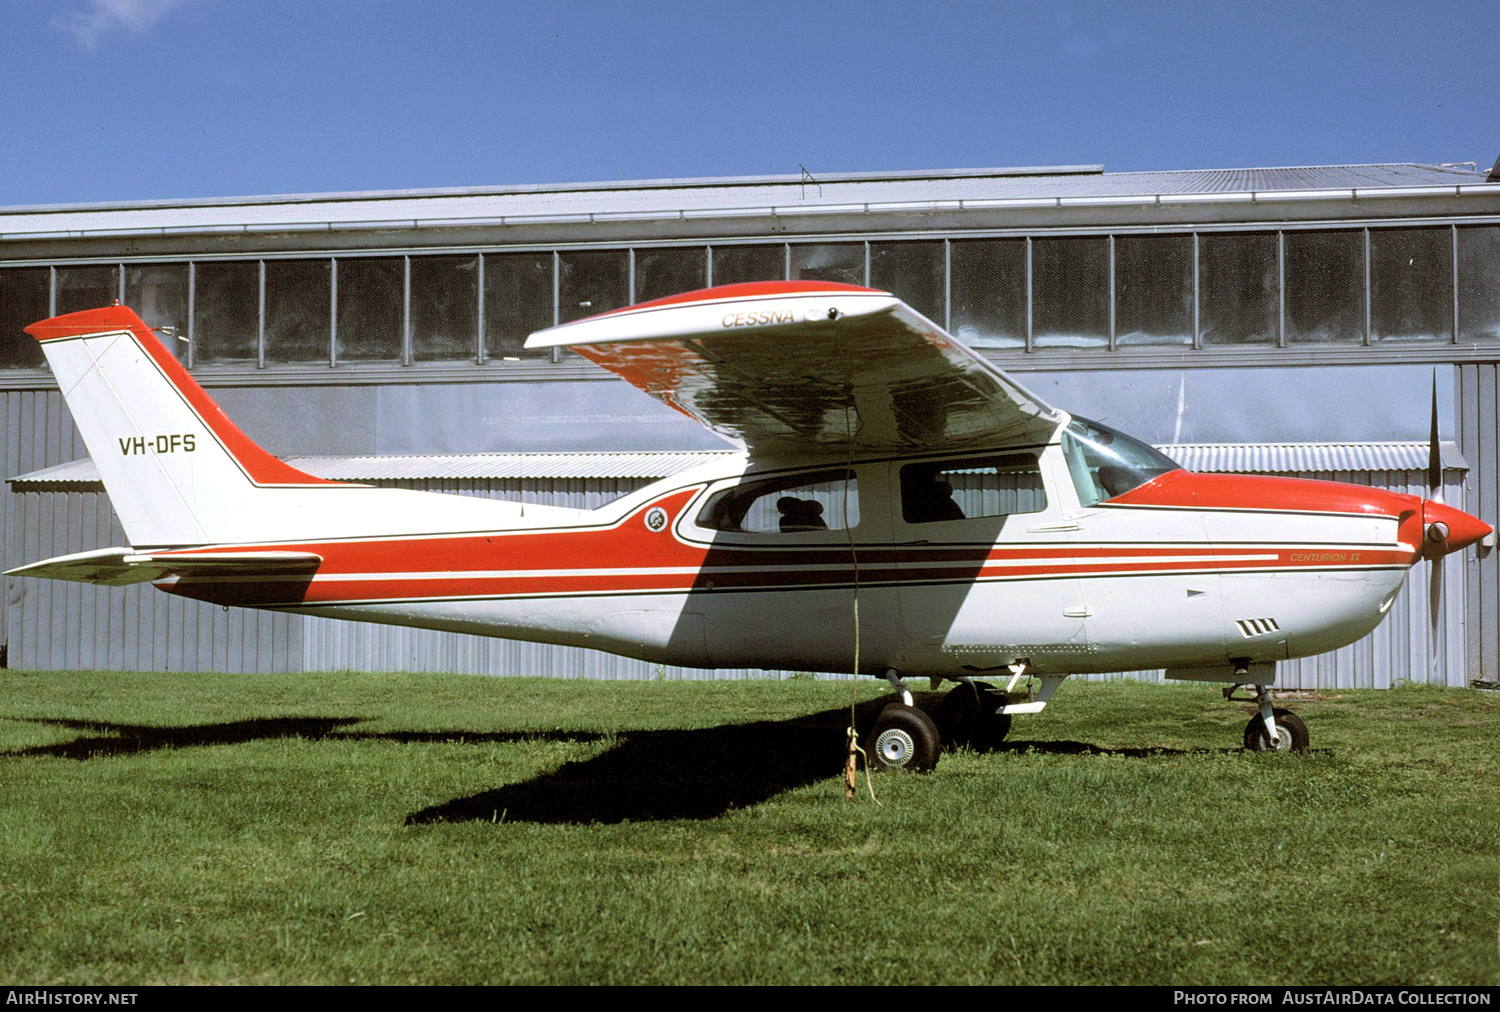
[1427,370,1443,504]
[1428,369,1443,681]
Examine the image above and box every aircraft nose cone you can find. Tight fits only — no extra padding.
[1421,499,1493,557]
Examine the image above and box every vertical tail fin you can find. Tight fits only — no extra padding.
[25,306,333,548]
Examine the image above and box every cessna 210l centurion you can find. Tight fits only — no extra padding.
[10,281,1492,771]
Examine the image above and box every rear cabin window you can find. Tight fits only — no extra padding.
[900,454,1046,524]
[695,470,858,535]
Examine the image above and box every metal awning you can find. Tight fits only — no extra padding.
[1161,440,1467,475]
[8,442,1465,492]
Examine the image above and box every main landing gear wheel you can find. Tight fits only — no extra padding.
[864,703,942,773]
[1243,708,1309,752]
[938,681,1012,752]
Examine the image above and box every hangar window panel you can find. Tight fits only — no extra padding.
[335,258,403,361]
[193,261,259,364]
[125,264,190,363]
[483,252,554,359]
[870,241,943,324]
[1115,235,1193,347]
[0,267,49,368]
[410,255,479,362]
[1032,237,1107,349]
[791,243,864,286]
[1198,233,1277,346]
[1458,225,1500,342]
[1284,230,1363,344]
[1370,227,1453,343]
[558,250,629,326]
[712,245,785,286]
[634,247,707,304]
[949,239,1025,349]
[55,265,119,316]
[264,259,332,363]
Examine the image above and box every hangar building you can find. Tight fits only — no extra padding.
[1,161,1496,686]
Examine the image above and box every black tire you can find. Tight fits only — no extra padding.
[1243,709,1309,752]
[864,703,942,772]
[937,682,1012,752]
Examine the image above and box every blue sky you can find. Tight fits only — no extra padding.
[2,0,1496,205]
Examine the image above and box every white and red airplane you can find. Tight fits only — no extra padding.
[9,282,1492,770]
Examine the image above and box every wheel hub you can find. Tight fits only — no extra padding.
[874,728,915,766]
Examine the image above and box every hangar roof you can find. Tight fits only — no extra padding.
[0,163,1492,243]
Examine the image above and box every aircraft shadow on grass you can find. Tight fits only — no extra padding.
[3,708,1219,824]
[404,700,1221,825]
[2,715,604,761]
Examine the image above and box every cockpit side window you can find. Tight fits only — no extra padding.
[695,470,858,535]
[1061,416,1180,506]
[900,453,1047,525]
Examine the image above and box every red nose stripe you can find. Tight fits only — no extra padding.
[1107,471,1423,517]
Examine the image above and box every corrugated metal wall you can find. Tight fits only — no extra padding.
[376,476,650,511]
[6,488,301,672]
[1458,362,1499,682]
[2,389,86,661]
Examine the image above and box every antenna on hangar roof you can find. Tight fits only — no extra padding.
[799,164,822,199]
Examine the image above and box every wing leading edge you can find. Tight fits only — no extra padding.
[527,281,1061,458]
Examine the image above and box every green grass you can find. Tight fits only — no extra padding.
[0,670,1495,985]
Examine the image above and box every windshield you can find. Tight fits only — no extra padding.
[1060,416,1181,506]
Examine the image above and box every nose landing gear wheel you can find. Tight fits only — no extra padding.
[1243,708,1308,752]
[864,703,941,772]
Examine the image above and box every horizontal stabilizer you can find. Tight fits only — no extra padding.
[6,547,323,586]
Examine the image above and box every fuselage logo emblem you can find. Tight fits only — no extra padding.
[644,507,669,532]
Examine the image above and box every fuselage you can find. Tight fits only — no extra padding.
[149,423,1460,679]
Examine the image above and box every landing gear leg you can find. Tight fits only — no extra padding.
[883,668,914,708]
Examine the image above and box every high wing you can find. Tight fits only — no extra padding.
[527,282,1062,457]
[7,547,322,586]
